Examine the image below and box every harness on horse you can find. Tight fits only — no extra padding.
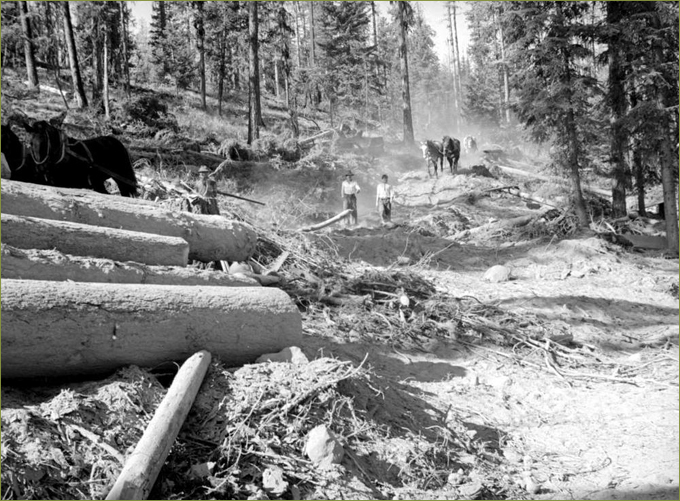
[31,126,137,189]
[12,139,27,172]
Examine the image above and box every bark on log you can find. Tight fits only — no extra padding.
[106,350,212,501]
[1,180,257,262]
[2,213,189,266]
[1,279,302,379]
[299,209,352,232]
[1,244,260,286]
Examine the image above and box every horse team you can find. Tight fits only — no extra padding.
[419,134,477,178]
[1,120,138,197]
[3,117,478,193]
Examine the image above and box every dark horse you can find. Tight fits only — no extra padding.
[419,140,444,178]
[23,120,138,197]
[442,136,461,174]
[1,125,45,184]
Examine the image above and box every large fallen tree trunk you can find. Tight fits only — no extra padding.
[2,214,189,266]
[1,279,302,379]
[1,180,257,262]
[494,164,611,199]
[1,244,260,286]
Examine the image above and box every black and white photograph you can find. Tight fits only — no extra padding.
[1,1,678,499]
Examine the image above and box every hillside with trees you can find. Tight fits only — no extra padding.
[1,2,678,500]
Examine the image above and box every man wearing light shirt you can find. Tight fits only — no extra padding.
[376,174,394,225]
[341,171,361,226]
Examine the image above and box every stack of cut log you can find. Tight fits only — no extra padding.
[1,180,302,379]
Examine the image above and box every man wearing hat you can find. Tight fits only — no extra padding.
[194,165,220,215]
[341,171,361,225]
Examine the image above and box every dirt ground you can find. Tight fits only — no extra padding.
[298,175,679,500]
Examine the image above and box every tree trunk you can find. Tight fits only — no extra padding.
[294,2,303,67]
[607,2,629,218]
[371,1,378,47]
[659,134,679,254]
[398,3,415,145]
[632,141,646,216]
[20,1,39,89]
[62,1,88,108]
[1,180,258,263]
[2,213,190,266]
[103,29,110,120]
[91,16,102,101]
[1,279,302,379]
[218,22,227,116]
[309,2,316,67]
[651,7,679,254]
[497,4,510,125]
[194,1,207,110]
[446,2,459,132]
[248,1,263,143]
[1,244,260,287]
[119,1,131,98]
[452,1,463,131]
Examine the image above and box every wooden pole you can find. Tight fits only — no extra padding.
[105,350,212,501]
[299,209,352,232]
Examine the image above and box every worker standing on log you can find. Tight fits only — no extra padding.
[194,165,220,215]
[341,171,361,226]
[376,174,394,225]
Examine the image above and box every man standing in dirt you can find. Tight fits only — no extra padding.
[341,171,361,226]
[376,174,394,225]
[194,165,220,215]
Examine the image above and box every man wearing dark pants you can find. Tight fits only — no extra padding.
[341,171,361,226]
[376,174,394,225]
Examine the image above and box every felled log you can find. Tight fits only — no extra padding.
[298,129,334,147]
[1,180,257,262]
[106,350,212,501]
[1,244,259,286]
[1,279,302,379]
[299,209,352,232]
[494,164,611,198]
[2,214,189,266]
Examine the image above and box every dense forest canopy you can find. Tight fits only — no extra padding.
[1,1,678,251]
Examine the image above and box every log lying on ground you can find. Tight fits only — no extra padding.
[299,209,352,232]
[1,244,260,286]
[1,180,257,262]
[494,164,611,198]
[2,214,189,266]
[106,350,212,501]
[1,279,302,379]
[298,129,334,147]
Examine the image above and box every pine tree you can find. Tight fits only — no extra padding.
[506,1,596,226]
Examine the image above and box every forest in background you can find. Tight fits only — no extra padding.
[1,1,678,252]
